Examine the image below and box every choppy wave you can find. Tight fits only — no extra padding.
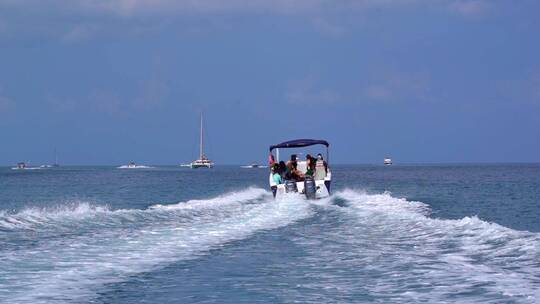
[0,189,538,303]
[298,189,540,303]
[0,188,314,303]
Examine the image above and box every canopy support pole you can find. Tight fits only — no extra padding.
[326,146,329,164]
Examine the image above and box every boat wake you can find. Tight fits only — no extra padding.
[300,189,540,303]
[0,189,538,303]
[0,188,313,303]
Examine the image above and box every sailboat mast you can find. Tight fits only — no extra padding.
[199,113,203,159]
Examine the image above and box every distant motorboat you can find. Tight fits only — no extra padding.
[384,157,393,165]
[12,162,41,170]
[117,162,152,169]
[241,163,267,169]
[13,162,27,170]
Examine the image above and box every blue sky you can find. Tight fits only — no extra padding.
[1,0,539,165]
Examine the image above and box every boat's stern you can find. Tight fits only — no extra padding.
[270,172,331,200]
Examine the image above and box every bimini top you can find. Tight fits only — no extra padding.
[269,139,329,151]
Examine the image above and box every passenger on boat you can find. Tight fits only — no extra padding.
[272,164,282,184]
[285,155,296,180]
[305,154,316,177]
[278,161,287,179]
[292,162,305,182]
[268,153,276,166]
[314,153,328,180]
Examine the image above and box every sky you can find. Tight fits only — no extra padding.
[1,0,539,165]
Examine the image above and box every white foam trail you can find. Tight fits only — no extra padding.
[309,189,540,303]
[0,188,313,304]
[0,202,111,230]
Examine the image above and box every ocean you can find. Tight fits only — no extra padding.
[1,164,539,303]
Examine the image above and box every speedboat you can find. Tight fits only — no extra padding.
[241,162,267,169]
[12,162,27,170]
[384,157,392,165]
[268,139,332,200]
[117,162,151,169]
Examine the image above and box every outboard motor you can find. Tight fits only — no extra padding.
[304,176,317,200]
[285,180,298,193]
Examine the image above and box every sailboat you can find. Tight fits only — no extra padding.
[189,113,214,169]
[41,148,60,168]
[52,148,60,167]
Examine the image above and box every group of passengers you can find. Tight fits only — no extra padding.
[270,153,328,185]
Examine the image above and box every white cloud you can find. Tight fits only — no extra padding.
[134,78,170,110]
[286,75,341,105]
[286,69,434,106]
[0,0,496,42]
[532,75,540,103]
[0,0,494,17]
[449,0,489,16]
[0,94,14,113]
[311,17,346,37]
[63,24,101,43]
[364,85,392,99]
[361,70,432,102]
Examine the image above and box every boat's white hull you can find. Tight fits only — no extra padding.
[11,167,41,170]
[191,163,214,168]
[117,165,152,169]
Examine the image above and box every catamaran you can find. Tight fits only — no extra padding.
[189,113,214,169]
[268,139,332,200]
[41,148,60,168]
[52,148,60,167]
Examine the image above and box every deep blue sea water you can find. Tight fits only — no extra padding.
[1,164,539,303]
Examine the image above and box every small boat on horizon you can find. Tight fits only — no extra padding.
[40,148,60,168]
[241,162,267,169]
[14,162,27,170]
[384,157,393,165]
[117,162,152,169]
[12,162,41,170]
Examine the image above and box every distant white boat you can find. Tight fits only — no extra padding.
[117,162,152,169]
[40,148,60,168]
[12,162,27,170]
[12,162,41,170]
[188,113,214,169]
[241,163,267,169]
[384,157,393,165]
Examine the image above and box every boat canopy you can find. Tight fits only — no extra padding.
[269,139,329,151]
